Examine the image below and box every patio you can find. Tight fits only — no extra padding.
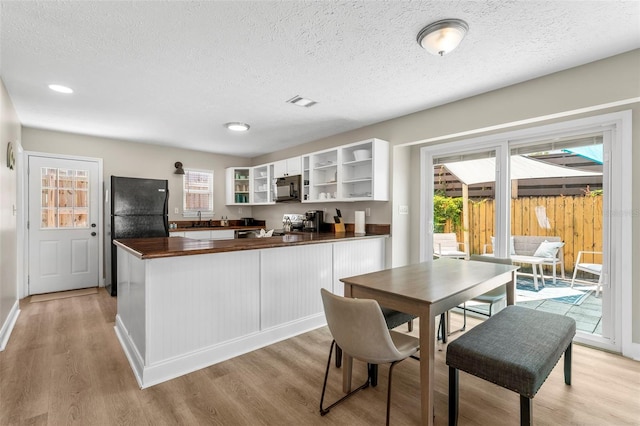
[457,277,602,335]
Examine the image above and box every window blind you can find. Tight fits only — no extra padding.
[183,169,214,216]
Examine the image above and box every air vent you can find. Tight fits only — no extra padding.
[286,96,317,107]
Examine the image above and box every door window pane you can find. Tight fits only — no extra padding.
[40,167,90,228]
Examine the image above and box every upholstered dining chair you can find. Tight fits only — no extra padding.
[319,289,420,425]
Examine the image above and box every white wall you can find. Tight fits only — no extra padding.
[0,78,21,350]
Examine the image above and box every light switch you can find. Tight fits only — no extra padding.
[399,205,409,215]
[174,207,179,214]
[365,208,371,217]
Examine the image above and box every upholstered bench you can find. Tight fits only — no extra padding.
[446,305,576,426]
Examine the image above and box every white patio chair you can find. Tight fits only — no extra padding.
[433,233,468,259]
[571,251,603,297]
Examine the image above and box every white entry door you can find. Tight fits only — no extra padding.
[28,155,100,294]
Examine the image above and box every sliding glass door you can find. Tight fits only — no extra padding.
[420,113,629,354]
[508,136,607,340]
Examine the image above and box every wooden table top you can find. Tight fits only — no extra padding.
[340,259,518,305]
[114,232,388,260]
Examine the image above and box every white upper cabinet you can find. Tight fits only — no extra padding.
[251,163,275,205]
[273,156,302,178]
[225,167,251,205]
[226,140,388,205]
[304,138,389,203]
[340,139,388,201]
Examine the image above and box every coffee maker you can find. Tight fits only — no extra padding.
[303,210,324,232]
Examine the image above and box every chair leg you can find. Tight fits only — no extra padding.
[386,361,400,426]
[564,342,572,385]
[320,340,370,416]
[438,313,447,343]
[368,363,379,387]
[407,319,414,332]
[335,345,342,368]
[449,366,459,426]
[571,267,579,288]
[520,395,532,426]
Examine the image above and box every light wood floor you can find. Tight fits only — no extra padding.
[1,288,638,425]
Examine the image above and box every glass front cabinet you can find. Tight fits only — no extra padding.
[225,167,251,205]
[251,163,275,204]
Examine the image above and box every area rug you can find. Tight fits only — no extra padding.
[30,287,98,303]
[516,276,593,305]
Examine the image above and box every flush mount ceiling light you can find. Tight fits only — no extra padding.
[224,122,250,132]
[286,96,317,107]
[48,84,74,94]
[417,19,469,56]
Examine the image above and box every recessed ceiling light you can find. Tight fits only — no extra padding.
[286,96,317,107]
[224,122,250,132]
[48,84,74,94]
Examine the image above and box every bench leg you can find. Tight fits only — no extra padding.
[532,264,539,290]
[564,342,572,385]
[449,367,458,426]
[520,395,532,426]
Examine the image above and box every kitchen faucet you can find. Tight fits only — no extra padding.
[283,216,292,232]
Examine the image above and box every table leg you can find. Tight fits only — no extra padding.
[342,283,353,393]
[506,271,516,305]
[419,308,436,426]
[532,264,539,290]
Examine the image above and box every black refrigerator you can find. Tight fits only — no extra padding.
[109,176,169,296]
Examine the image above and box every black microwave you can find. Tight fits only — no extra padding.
[275,175,301,202]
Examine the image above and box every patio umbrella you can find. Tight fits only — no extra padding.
[442,155,601,186]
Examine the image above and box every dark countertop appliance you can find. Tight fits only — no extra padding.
[275,175,301,202]
[109,176,169,296]
[303,210,324,232]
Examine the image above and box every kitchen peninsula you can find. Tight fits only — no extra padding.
[113,231,388,388]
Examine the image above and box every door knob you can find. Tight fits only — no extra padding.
[91,232,97,236]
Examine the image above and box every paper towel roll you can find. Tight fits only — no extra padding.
[355,211,365,235]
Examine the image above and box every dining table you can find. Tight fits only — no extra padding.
[340,258,519,425]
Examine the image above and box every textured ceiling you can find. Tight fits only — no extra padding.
[1,1,639,157]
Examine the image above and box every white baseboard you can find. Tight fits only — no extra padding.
[623,341,640,361]
[0,301,21,351]
[116,313,327,389]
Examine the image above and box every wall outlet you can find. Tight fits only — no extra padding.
[399,205,409,215]
[365,208,371,217]
[174,207,179,214]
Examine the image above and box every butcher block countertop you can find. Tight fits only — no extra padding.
[114,232,389,260]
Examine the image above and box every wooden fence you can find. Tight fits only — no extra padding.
[444,195,603,273]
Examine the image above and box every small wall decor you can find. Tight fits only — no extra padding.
[174,161,185,175]
[6,142,15,170]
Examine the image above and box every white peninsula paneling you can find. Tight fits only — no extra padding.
[333,238,385,296]
[145,250,261,364]
[260,244,333,329]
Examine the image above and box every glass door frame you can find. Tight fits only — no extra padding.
[419,111,633,355]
